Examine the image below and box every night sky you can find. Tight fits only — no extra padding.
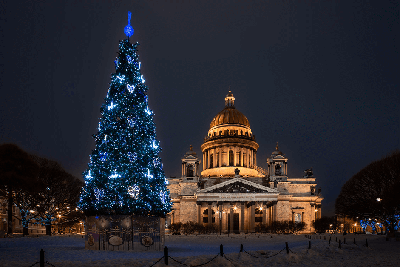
[1,1,398,216]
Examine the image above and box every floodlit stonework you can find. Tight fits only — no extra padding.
[167,92,323,233]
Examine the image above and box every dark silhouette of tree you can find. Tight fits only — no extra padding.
[335,150,400,235]
[0,144,40,235]
[32,156,83,235]
[313,216,337,233]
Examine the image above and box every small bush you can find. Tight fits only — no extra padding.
[204,224,219,234]
[255,221,306,234]
[193,222,206,234]
[181,221,196,235]
[171,222,222,235]
[170,222,182,235]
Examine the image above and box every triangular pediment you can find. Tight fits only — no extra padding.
[199,178,278,194]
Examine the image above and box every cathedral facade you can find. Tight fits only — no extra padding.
[167,92,323,233]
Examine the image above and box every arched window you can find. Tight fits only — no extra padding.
[210,154,213,168]
[203,209,216,223]
[187,164,194,177]
[216,153,219,167]
[229,150,234,166]
[275,164,282,175]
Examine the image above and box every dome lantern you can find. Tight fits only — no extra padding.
[225,91,235,107]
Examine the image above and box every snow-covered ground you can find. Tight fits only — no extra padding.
[1,233,399,266]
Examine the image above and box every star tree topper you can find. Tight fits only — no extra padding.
[124,11,134,38]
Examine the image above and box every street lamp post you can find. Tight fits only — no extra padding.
[57,214,61,234]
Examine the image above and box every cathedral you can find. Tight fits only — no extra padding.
[167,92,323,233]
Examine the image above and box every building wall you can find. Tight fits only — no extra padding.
[179,198,197,223]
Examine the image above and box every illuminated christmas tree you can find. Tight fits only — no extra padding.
[78,12,171,217]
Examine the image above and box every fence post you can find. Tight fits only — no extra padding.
[308,241,311,249]
[164,246,168,265]
[40,249,44,267]
[220,244,224,256]
[339,240,341,249]
[285,242,289,254]
[240,244,243,252]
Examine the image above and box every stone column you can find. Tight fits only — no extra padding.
[203,152,205,170]
[262,205,267,224]
[240,202,245,233]
[213,148,216,168]
[250,203,255,232]
[233,147,236,167]
[207,150,211,170]
[219,149,222,168]
[219,204,223,232]
[208,202,212,224]
[268,205,272,225]
[271,203,276,222]
[197,203,202,224]
[230,207,234,233]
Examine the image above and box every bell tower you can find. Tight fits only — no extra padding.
[181,145,200,182]
[267,142,288,181]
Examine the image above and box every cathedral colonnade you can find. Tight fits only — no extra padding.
[196,201,277,233]
[202,146,257,170]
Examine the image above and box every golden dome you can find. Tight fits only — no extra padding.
[209,107,250,129]
[209,91,250,129]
